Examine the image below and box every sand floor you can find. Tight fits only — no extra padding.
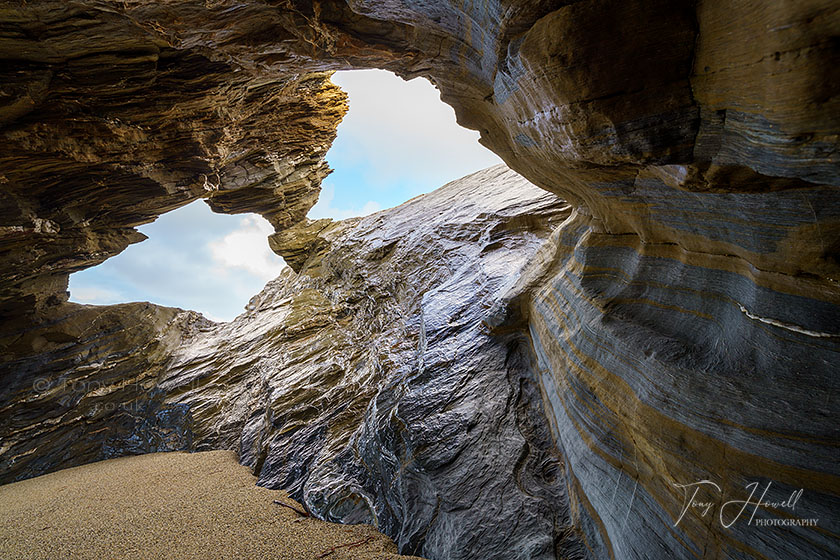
[0,450,425,560]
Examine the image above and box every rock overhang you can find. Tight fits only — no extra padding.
[1,2,839,560]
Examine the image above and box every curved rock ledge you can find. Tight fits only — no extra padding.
[1,2,839,559]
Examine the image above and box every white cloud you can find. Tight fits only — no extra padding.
[308,183,382,220]
[330,70,503,186]
[200,311,227,323]
[208,215,288,281]
[70,285,124,305]
[69,71,504,320]
[69,202,291,322]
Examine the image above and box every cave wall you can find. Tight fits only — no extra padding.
[0,302,199,482]
[159,167,584,560]
[2,167,586,560]
[526,203,840,559]
[0,1,347,317]
[1,1,839,559]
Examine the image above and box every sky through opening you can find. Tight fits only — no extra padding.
[69,70,503,320]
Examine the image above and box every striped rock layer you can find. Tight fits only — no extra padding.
[1,2,838,559]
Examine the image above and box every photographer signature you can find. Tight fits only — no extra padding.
[672,480,803,528]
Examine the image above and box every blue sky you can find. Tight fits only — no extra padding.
[309,70,503,218]
[69,70,503,321]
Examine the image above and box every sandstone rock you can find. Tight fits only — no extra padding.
[1,2,839,560]
[268,218,335,273]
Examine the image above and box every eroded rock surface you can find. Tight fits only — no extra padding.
[2,167,582,560]
[161,167,579,559]
[0,302,201,482]
[1,1,839,559]
[0,1,347,317]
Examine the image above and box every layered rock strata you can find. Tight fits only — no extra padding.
[524,200,840,559]
[1,1,839,560]
[2,167,584,560]
[0,1,347,317]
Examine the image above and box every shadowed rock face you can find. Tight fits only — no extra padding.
[0,302,199,481]
[0,1,348,317]
[1,1,839,559]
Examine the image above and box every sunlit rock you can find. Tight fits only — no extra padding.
[1,2,838,559]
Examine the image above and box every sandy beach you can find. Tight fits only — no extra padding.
[0,450,424,560]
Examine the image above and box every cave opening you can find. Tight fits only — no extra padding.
[309,69,503,218]
[68,69,502,322]
[67,201,284,322]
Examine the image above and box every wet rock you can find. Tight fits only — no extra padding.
[1,166,585,559]
[1,2,839,559]
[160,166,581,559]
